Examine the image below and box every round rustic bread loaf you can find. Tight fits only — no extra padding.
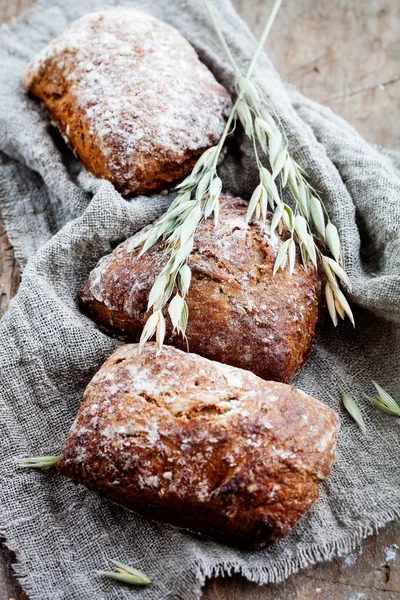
[58,343,340,547]
[78,194,324,383]
[23,7,232,195]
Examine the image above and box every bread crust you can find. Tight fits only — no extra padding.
[78,194,323,383]
[23,7,232,195]
[57,343,339,547]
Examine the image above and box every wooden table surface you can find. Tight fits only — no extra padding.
[0,1,399,599]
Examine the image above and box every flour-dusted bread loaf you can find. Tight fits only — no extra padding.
[78,194,323,383]
[23,7,232,195]
[57,343,339,547]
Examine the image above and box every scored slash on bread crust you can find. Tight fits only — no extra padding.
[23,7,232,195]
[57,343,340,547]
[78,194,324,383]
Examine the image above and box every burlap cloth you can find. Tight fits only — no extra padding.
[0,0,399,598]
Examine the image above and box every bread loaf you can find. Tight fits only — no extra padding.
[78,194,323,383]
[23,7,232,195]
[57,343,339,547]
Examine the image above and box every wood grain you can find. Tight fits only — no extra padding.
[233,0,400,148]
[0,0,399,599]
[203,521,400,600]
[0,215,20,318]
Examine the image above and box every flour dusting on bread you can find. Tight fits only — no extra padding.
[78,195,323,383]
[24,7,232,194]
[57,343,339,546]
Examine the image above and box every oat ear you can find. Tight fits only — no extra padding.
[15,455,60,468]
[134,0,353,353]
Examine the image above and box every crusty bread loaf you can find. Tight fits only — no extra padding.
[57,343,339,547]
[23,7,232,195]
[78,194,323,383]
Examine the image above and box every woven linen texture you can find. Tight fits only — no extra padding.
[0,0,399,598]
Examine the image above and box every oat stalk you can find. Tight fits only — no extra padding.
[132,0,283,352]
[204,0,354,328]
[342,393,366,433]
[366,381,400,417]
[134,0,353,351]
[15,455,60,468]
[98,559,152,586]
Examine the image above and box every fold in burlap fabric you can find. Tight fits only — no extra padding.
[0,1,399,598]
